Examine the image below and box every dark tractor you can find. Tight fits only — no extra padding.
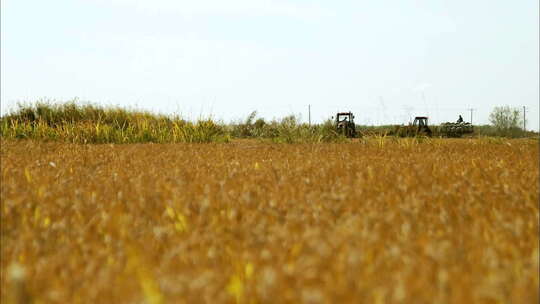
[412,116,431,136]
[396,116,432,137]
[334,112,357,138]
[412,116,432,136]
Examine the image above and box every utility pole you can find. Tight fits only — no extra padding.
[523,106,526,131]
[467,108,475,124]
[308,105,311,126]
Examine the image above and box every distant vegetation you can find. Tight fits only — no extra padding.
[227,111,346,143]
[470,124,536,138]
[0,101,536,143]
[0,102,347,144]
[358,124,536,138]
[0,102,228,144]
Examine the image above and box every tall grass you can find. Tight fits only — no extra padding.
[0,101,229,143]
[1,103,349,144]
[1,139,537,303]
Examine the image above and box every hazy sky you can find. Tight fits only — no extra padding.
[1,0,538,129]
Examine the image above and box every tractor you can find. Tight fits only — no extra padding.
[334,112,357,138]
[396,116,432,137]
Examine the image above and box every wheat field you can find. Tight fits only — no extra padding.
[1,138,538,303]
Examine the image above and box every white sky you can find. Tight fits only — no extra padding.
[1,0,538,129]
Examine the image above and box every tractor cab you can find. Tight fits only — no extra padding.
[336,112,355,124]
[413,116,428,127]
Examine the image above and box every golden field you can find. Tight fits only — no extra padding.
[1,138,538,304]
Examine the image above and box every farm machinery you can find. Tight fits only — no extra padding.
[395,116,432,137]
[395,116,474,137]
[333,112,357,138]
[438,122,474,137]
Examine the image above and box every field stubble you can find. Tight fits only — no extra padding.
[1,138,538,303]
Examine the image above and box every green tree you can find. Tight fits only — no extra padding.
[489,106,522,130]
[488,106,524,137]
